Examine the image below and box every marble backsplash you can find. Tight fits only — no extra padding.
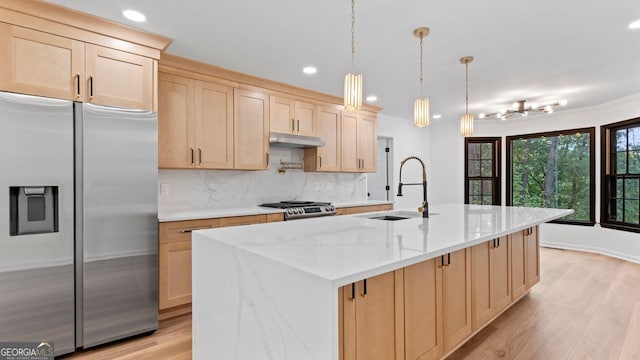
[158,147,367,211]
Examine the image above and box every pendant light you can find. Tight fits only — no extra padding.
[344,0,362,111]
[413,27,430,127]
[459,56,474,137]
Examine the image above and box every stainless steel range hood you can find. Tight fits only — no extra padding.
[269,132,325,148]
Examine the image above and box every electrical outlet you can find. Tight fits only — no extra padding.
[313,182,324,191]
[160,183,170,195]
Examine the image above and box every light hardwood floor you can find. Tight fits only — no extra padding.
[62,248,640,360]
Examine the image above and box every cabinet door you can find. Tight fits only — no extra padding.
[158,73,195,168]
[316,104,341,171]
[510,231,527,300]
[525,226,540,288]
[404,259,443,360]
[294,100,317,136]
[358,114,377,172]
[442,248,472,353]
[195,80,233,169]
[159,241,192,309]
[269,95,294,134]
[492,236,512,314]
[234,89,269,170]
[341,111,359,172]
[0,23,84,101]
[343,271,401,360]
[471,241,493,330]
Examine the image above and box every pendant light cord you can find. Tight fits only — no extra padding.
[351,0,356,70]
[465,62,469,114]
[419,33,424,98]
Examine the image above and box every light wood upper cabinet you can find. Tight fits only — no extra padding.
[0,22,158,110]
[442,248,472,353]
[341,111,377,173]
[404,258,443,360]
[234,88,269,170]
[342,271,402,360]
[304,104,341,172]
[471,236,511,331]
[195,80,234,169]
[0,23,84,101]
[158,73,194,168]
[341,111,359,172]
[85,44,154,110]
[358,113,377,172]
[269,95,317,136]
[158,72,234,169]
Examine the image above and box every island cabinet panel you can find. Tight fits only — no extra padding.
[510,230,527,300]
[525,226,540,288]
[442,248,472,353]
[234,88,269,170]
[341,271,403,360]
[403,258,443,360]
[0,23,84,101]
[471,236,511,331]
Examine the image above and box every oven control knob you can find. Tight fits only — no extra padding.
[287,209,293,215]
[296,208,303,214]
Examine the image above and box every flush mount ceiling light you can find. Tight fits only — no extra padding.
[343,0,362,112]
[366,95,378,102]
[302,66,317,75]
[432,114,442,119]
[413,27,430,128]
[122,9,146,22]
[459,56,474,137]
[479,99,568,121]
[629,19,640,29]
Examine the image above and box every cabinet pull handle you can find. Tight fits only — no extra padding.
[447,253,451,266]
[198,148,202,165]
[89,76,94,99]
[76,74,81,98]
[362,279,367,298]
[350,283,356,302]
[319,156,322,168]
[439,255,445,268]
[297,119,300,132]
[190,148,195,166]
[292,118,295,132]
[266,152,269,165]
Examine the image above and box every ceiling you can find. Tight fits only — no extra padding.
[50,0,640,124]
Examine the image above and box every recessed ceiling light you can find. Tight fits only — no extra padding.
[629,19,640,29]
[366,95,377,102]
[432,114,442,119]
[302,66,317,75]
[123,9,146,23]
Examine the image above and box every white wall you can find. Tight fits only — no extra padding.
[430,93,640,263]
[377,113,431,210]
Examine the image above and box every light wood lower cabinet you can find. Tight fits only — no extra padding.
[339,227,540,360]
[336,204,394,215]
[403,258,443,360]
[159,213,283,314]
[471,236,511,331]
[341,271,403,360]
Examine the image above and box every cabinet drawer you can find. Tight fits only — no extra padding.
[219,214,267,227]
[266,213,284,222]
[159,219,219,244]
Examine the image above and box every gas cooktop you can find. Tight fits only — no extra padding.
[260,201,335,220]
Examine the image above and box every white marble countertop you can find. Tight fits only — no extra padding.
[194,204,572,287]
[158,200,393,222]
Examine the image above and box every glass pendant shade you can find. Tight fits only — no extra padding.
[414,98,430,127]
[344,72,362,111]
[460,113,474,137]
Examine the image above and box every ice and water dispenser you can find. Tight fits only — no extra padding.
[9,186,59,236]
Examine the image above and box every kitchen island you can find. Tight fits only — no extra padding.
[192,204,572,360]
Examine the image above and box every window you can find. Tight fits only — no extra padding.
[507,128,595,225]
[601,118,640,232]
[465,137,501,205]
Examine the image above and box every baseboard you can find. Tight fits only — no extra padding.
[540,241,640,264]
[159,303,191,320]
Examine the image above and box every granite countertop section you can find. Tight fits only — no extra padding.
[333,200,394,208]
[158,206,285,222]
[194,204,573,287]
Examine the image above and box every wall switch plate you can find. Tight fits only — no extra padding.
[160,183,170,195]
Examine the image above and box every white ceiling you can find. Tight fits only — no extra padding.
[51,0,640,123]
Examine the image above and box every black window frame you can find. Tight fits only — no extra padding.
[464,137,502,206]
[506,127,596,226]
[601,117,640,233]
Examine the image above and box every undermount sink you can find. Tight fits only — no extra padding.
[362,210,436,221]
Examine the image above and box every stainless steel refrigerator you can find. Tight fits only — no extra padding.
[0,91,158,356]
